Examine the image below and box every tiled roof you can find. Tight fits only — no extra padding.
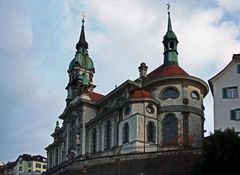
[128,89,153,99]
[147,64,189,82]
[88,91,104,102]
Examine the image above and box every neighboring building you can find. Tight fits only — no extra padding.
[14,154,47,175]
[209,54,240,132]
[45,11,208,174]
[0,161,16,175]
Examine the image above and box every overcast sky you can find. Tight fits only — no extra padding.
[0,0,240,163]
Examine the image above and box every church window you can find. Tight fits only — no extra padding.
[69,120,76,149]
[222,86,238,99]
[191,91,200,100]
[91,128,97,153]
[104,120,112,150]
[146,104,155,114]
[160,87,179,100]
[162,114,178,146]
[147,121,156,143]
[122,122,129,144]
[124,106,130,115]
[55,148,58,165]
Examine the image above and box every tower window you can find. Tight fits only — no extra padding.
[191,91,200,100]
[170,42,174,49]
[147,121,156,143]
[160,87,179,100]
[122,122,129,144]
[162,114,178,146]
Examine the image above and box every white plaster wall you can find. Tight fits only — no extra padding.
[212,61,240,132]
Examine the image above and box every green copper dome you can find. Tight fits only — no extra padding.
[68,49,94,72]
[75,49,94,69]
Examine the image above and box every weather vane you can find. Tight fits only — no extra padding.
[167,3,170,13]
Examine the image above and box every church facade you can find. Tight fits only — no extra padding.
[45,11,208,174]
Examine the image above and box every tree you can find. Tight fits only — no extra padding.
[201,128,240,175]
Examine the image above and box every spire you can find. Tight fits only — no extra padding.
[163,6,179,65]
[76,17,88,50]
[167,11,173,32]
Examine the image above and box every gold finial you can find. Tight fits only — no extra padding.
[81,12,86,23]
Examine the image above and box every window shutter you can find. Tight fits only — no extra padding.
[230,110,235,120]
[222,88,227,98]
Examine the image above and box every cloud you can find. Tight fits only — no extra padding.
[217,0,240,12]
[0,1,32,57]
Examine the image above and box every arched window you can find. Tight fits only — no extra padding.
[160,87,179,100]
[162,114,178,146]
[69,120,76,149]
[122,122,129,144]
[147,121,156,143]
[104,120,112,150]
[92,128,97,153]
[124,106,130,115]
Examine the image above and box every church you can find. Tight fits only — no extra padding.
[45,10,208,175]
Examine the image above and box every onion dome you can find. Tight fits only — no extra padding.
[68,18,94,72]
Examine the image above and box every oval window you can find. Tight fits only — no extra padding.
[161,87,179,100]
[146,105,154,114]
[191,91,200,100]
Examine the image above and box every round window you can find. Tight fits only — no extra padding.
[146,105,154,114]
[191,91,200,100]
[160,87,179,100]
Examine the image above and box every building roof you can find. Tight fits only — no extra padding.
[146,64,189,83]
[17,154,47,162]
[88,91,105,102]
[208,53,240,95]
[128,89,153,99]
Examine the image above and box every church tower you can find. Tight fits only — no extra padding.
[143,9,209,147]
[65,17,95,105]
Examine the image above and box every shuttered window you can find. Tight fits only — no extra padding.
[222,87,238,99]
[230,109,240,120]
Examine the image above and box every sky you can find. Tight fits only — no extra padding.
[0,0,240,163]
